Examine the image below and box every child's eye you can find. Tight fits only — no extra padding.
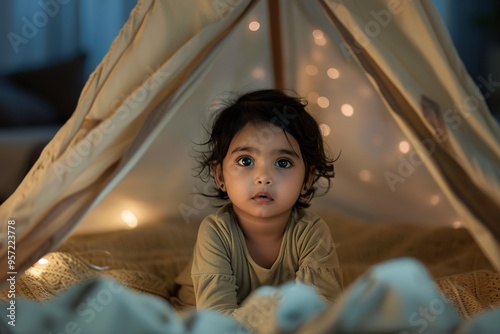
[275,159,293,168]
[236,157,254,166]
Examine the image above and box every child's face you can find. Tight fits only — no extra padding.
[215,122,308,223]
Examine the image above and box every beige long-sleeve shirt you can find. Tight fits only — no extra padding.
[173,204,342,315]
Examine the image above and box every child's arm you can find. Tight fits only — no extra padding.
[191,216,239,315]
[295,217,343,302]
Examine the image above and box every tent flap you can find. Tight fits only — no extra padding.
[1,0,499,287]
[0,0,255,284]
[320,0,500,270]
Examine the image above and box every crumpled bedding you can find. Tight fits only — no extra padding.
[1,210,499,332]
[1,258,499,333]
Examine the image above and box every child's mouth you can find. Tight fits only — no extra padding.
[252,192,273,202]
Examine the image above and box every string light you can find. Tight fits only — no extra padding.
[327,68,340,79]
[306,64,318,76]
[248,21,260,31]
[252,67,265,79]
[319,123,331,136]
[312,29,324,39]
[26,256,50,277]
[312,29,326,46]
[121,210,138,229]
[399,141,410,153]
[317,96,330,108]
[359,170,372,182]
[341,104,354,117]
[314,38,326,46]
[429,195,440,206]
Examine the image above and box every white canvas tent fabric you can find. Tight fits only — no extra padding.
[0,0,499,304]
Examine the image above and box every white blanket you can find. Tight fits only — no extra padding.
[1,258,499,334]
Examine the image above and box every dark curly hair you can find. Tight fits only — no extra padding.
[196,89,336,208]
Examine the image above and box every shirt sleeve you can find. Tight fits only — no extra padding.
[295,217,343,303]
[191,216,239,315]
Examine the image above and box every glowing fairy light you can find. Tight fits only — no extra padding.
[121,210,138,228]
[359,170,372,182]
[452,221,463,229]
[341,104,354,117]
[28,256,50,277]
[249,21,260,31]
[312,29,324,39]
[312,29,326,46]
[314,38,326,46]
[327,68,340,79]
[429,195,441,206]
[319,123,331,136]
[317,96,330,108]
[399,141,410,153]
[306,64,318,76]
[252,67,265,79]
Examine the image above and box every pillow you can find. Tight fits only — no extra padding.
[6,53,86,124]
[0,79,57,127]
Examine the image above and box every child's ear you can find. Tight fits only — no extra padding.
[213,163,225,191]
[301,168,315,195]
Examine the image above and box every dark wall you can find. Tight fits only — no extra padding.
[442,0,500,118]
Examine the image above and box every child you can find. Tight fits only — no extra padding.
[172,89,342,315]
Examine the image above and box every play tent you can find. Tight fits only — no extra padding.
[1,0,500,331]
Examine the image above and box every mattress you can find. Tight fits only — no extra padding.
[1,209,497,321]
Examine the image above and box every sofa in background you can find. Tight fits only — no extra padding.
[0,53,86,203]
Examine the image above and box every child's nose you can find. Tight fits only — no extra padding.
[256,178,272,185]
[255,170,272,185]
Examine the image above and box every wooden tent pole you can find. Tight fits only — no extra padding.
[267,0,285,90]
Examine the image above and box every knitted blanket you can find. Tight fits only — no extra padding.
[1,211,498,321]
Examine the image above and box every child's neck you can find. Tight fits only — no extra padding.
[233,208,292,269]
[232,208,291,242]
